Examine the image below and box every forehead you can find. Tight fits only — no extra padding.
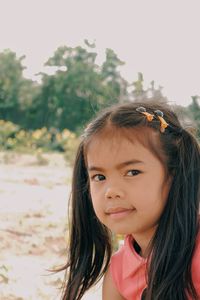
[85,127,162,167]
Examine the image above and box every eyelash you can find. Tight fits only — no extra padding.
[90,170,141,182]
[127,170,141,176]
[91,174,105,182]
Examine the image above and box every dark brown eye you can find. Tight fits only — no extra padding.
[92,174,105,181]
[127,170,140,176]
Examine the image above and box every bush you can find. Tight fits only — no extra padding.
[0,120,20,149]
[0,120,79,164]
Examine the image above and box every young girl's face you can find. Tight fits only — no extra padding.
[86,129,172,243]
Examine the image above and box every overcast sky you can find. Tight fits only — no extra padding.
[0,0,200,106]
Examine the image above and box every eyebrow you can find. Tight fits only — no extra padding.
[88,159,144,172]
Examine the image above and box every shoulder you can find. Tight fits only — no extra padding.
[102,266,126,300]
[102,237,128,300]
[109,237,128,288]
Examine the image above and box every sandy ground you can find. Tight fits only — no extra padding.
[0,152,102,300]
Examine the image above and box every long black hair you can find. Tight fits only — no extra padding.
[60,100,200,300]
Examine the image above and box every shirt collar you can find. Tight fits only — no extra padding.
[122,235,147,279]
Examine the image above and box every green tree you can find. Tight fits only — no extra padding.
[130,73,168,103]
[188,95,200,138]
[35,43,128,132]
[0,50,25,122]
[131,72,146,99]
[101,48,128,103]
[0,49,39,128]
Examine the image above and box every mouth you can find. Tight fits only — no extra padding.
[105,207,135,219]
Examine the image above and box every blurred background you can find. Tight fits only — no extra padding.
[0,0,200,299]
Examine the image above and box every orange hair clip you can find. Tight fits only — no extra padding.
[154,110,169,133]
[136,107,154,121]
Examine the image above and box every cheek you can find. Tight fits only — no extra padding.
[89,185,103,210]
[161,181,171,204]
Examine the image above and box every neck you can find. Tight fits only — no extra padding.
[132,227,156,258]
[133,240,150,258]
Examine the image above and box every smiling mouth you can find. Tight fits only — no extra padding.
[106,208,135,219]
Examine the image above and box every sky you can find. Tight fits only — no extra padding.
[0,0,200,107]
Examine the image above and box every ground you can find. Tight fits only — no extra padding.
[0,152,102,300]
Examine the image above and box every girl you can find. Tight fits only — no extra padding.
[60,101,200,300]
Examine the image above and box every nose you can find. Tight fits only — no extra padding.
[105,186,125,199]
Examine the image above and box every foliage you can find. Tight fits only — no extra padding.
[0,45,199,136]
[0,50,24,119]
[101,48,128,104]
[29,42,128,132]
[187,96,200,138]
[0,49,39,126]
[0,120,20,148]
[130,72,168,103]
[0,120,79,164]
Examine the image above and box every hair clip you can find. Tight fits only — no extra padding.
[136,107,154,121]
[154,110,169,133]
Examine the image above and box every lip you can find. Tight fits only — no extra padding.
[106,207,135,219]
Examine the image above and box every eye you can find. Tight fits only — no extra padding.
[91,174,106,182]
[126,170,141,176]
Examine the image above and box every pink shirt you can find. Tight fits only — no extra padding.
[110,233,200,300]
